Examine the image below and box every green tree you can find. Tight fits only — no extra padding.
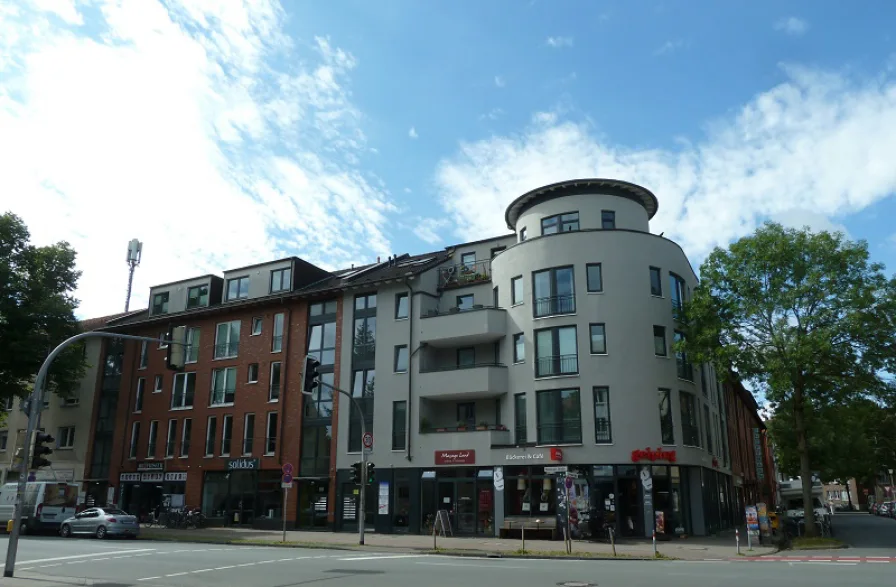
[681,222,896,536]
[0,212,86,404]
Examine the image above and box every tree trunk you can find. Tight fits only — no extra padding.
[793,384,818,537]
[845,483,853,510]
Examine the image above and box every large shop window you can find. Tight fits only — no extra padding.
[504,467,556,518]
[536,388,581,444]
[535,325,578,377]
[533,266,575,317]
[201,470,283,525]
[652,465,687,537]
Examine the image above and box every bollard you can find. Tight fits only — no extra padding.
[652,530,657,556]
[521,523,526,553]
[747,526,753,551]
[609,527,617,557]
[736,528,740,555]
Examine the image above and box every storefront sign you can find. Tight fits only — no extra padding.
[119,473,140,482]
[33,468,74,482]
[550,447,563,461]
[630,447,677,463]
[711,457,720,469]
[164,472,188,482]
[493,467,504,491]
[141,472,164,483]
[227,458,260,471]
[435,450,475,465]
[136,461,164,472]
[753,428,765,481]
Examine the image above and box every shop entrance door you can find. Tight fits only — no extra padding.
[617,477,641,537]
[297,480,329,529]
[436,480,479,535]
[228,471,256,525]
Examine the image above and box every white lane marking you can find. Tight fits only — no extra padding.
[416,562,529,569]
[868,560,890,563]
[796,562,857,566]
[215,565,236,570]
[137,577,161,582]
[66,560,87,565]
[256,560,277,564]
[236,562,256,567]
[166,571,189,577]
[93,557,111,561]
[16,548,156,565]
[191,568,214,574]
[673,560,730,564]
[340,554,428,561]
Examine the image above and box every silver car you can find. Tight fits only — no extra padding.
[60,507,140,539]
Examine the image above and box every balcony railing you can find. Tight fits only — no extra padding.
[676,357,694,381]
[535,354,578,377]
[419,361,505,373]
[438,259,491,289]
[515,425,527,445]
[537,420,582,445]
[214,342,239,359]
[534,294,576,317]
[243,438,253,455]
[265,436,277,455]
[595,419,612,444]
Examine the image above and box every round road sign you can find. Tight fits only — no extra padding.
[282,463,294,475]
[282,473,293,484]
[362,432,373,449]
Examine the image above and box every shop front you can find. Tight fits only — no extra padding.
[201,458,284,528]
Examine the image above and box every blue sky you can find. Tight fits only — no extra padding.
[2,0,896,318]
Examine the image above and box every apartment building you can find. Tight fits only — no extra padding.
[330,178,737,539]
[0,314,124,488]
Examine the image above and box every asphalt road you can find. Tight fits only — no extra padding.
[0,535,893,587]
[796,511,896,557]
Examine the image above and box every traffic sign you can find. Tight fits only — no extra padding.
[282,463,293,475]
[281,481,293,489]
[362,432,373,449]
[282,473,293,485]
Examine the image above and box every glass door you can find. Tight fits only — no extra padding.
[456,480,475,534]
[437,481,455,533]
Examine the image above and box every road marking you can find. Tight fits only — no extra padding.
[340,554,428,561]
[16,548,156,565]
[215,565,236,570]
[137,577,161,582]
[416,562,529,569]
[257,560,277,564]
[191,568,214,574]
[868,560,890,563]
[166,572,189,577]
[236,562,256,567]
[92,557,111,561]
[66,560,87,565]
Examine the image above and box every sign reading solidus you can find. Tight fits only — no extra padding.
[227,458,260,471]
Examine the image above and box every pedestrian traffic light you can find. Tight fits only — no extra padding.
[302,356,321,394]
[350,461,362,485]
[165,326,187,371]
[31,431,54,469]
[366,462,376,484]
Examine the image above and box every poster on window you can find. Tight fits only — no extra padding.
[655,510,666,534]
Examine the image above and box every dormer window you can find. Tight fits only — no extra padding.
[187,284,209,309]
[541,212,579,235]
[152,292,169,315]
[601,210,616,229]
[226,276,249,300]
[270,268,291,293]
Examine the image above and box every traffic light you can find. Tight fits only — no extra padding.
[31,431,54,469]
[350,461,362,485]
[365,462,376,484]
[165,326,187,371]
[302,356,321,394]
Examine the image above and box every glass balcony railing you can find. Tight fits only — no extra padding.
[438,259,491,289]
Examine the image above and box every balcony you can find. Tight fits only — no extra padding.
[419,421,512,449]
[533,294,576,318]
[417,363,508,399]
[535,354,578,378]
[438,259,491,290]
[419,306,506,347]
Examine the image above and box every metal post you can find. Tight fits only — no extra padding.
[521,522,525,552]
[282,487,288,543]
[653,530,657,556]
[736,527,740,555]
[609,527,616,557]
[747,525,753,551]
[4,331,173,578]
[125,261,136,312]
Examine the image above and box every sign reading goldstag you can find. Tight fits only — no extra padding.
[435,450,475,465]
[630,448,677,463]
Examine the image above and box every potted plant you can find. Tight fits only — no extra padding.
[476,421,488,430]
[456,421,467,431]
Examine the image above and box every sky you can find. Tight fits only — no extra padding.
[3,0,896,319]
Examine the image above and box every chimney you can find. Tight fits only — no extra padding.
[377,256,380,263]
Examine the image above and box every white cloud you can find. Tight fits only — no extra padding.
[480,107,505,121]
[410,218,450,245]
[546,36,573,48]
[0,0,395,318]
[409,126,418,139]
[654,39,686,56]
[775,17,809,36]
[494,75,506,88]
[433,64,896,266]
[404,187,412,194]
[30,0,83,25]
[768,209,850,238]
[531,111,558,125]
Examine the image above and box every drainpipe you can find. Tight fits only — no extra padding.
[404,279,415,462]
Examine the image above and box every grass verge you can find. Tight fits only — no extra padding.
[790,537,847,550]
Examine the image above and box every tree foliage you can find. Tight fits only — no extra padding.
[0,212,86,402]
[681,222,896,535]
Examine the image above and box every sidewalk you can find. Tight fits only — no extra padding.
[137,525,777,561]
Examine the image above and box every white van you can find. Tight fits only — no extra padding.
[0,482,80,533]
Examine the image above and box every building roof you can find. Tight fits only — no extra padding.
[504,178,660,229]
[79,311,137,331]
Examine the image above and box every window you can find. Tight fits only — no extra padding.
[211,367,237,405]
[270,267,291,293]
[456,347,475,368]
[541,212,579,235]
[354,293,377,311]
[135,378,145,412]
[187,284,208,309]
[513,333,525,363]
[265,412,278,455]
[601,210,616,229]
[129,422,140,459]
[392,401,407,450]
[171,372,196,409]
[460,252,476,268]
[493,286,499,307]
[251,317,263,335]
[352,314,376,362]
[519,227,527,241]
[243,413,255,455]
[457,402,475,427]
[2,397,12,411]
[272,313,284,352]
[658,389,674,444]
[152,292,169,315]
[536,388,581,444]
[304,372,334,421]
[57,426,75,449]
[158,332,168,349]
[181,419,192,457]
[700,365,708,398]
[511,276,523,305]
[514,393,527,444]
[214,320,240,358]
[674,330,693,380]
[649,267,663,296]
[653,326,667,356]
[586,263,603,293]
[310,321,338,365]
[533,266,575,317]
[680,392,699,446]
[394,345,409,372]
[589,324,607,354]
[205,417,217,456]
[310,300,338,316]
[226,276,249,300]
[490,246,506,258]
[147,420,158,457]
[153,374,163,393]
[704,405,713,453]
[248,363,259,383]
[185,327,200,363]
[457,294,474,311]
[221,415,233,455]
[269,362,281,401]
[593,387,611,443]
[139,341,148,369]
[535,325,578,377]
[165,420,177,457]
[395,293,409,319]
[0,431,7,451]
[669,273,686,315]
[349,369,375,452]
